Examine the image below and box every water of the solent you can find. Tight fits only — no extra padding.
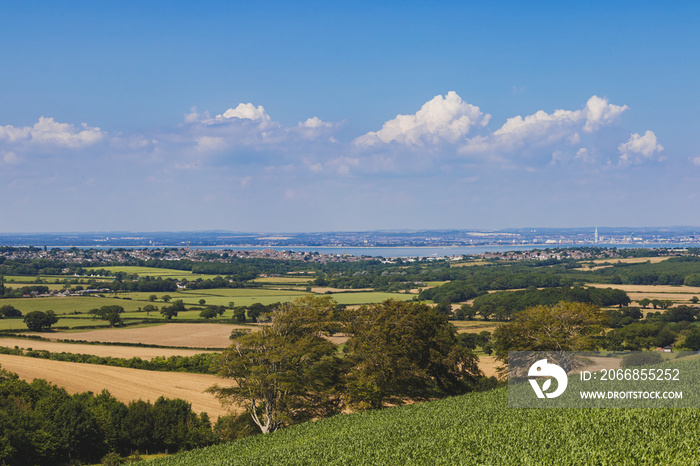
[27,243,700,258]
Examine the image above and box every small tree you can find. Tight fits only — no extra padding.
[460,304,477,320]
[199,299,206,306]
[232,309,246,323]
[160,300,184,320]
[200,308,218,319]
[0,305,22,318]
[162,295,172,303]
[143,304,158,316]
[148,295,157,302]
[246,303,266,323]
[434,300,452,316]
[24,310,59,331]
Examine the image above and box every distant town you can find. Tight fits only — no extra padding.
[0,226,699,250]
[1,237,697,267]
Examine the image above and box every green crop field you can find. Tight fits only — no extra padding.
[0,317,111,330]
[137,386,700,466]
[3,275,111,284]
[423,281,449,287]
[326,291,415,305]
[4,283,67,291]
[0,296,147,315]
[119,289,309,307]
[102,266,219,280]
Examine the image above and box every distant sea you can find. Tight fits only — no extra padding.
[59,243,700,258]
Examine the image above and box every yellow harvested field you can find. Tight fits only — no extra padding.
[585,283,700,294]
[478,355,500,378]
[590,256,671,265]
[310,287,373,293]
[0,354,233,418]
[585,256,671,270]
[20,323,250,349]
[452,321,499,334]
[586,283,700,303]
[450,260,487,267]
[477,355,621,379]
[0,337,217,360]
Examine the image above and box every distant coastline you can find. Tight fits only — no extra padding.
[4,243,699,258]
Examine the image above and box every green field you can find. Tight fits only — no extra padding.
[3,275,112,284]
[0,296,147,315]
[102,266,219,280]
[326,291,415,305]
[0,289,416,324]
[136,386,700,465]
[0,317,111,330]
[4,283,67,291]
[120,289,415,307]
[423,281,449,287]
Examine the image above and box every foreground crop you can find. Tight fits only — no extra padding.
[137,387,700,465]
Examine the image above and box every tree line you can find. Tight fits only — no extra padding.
[0,370,216,465]
[467,286,631,321]
[0,345,219,374]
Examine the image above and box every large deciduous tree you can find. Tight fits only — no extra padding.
[493,301,605,374]
[208,296,344,434]
[343,299,482,410]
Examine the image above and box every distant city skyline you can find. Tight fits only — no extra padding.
[1,2,699,232]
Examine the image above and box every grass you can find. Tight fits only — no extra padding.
[326,291,415,305]
[102,266,220,280]
[1,289,418,323]
[135,386,700,465]
[423,281,449,287]
[2,275,68,283]
[0,317,112,330]
[4,283,67,291]
[0,296,147,315]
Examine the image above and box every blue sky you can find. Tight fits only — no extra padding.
[1,1,698,232]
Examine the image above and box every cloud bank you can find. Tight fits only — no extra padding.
[0,92,672,175]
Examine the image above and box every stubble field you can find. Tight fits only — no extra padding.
[20,323,246,348]
[0,337,217,359]
[585,283,700,303]
[0,354,231,418]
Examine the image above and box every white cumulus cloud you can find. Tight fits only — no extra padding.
[460,95,629,162]
[217,103,271,124]
[583,95,628,132]
[618,130,664,164]
[0,117,105,148]
[354,91,490,147]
